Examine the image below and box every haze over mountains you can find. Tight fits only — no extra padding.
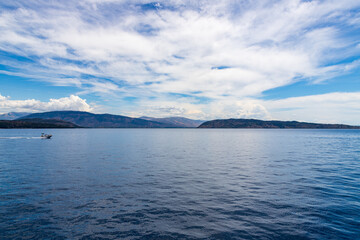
[140,116,205,128]
[0,112,30,120]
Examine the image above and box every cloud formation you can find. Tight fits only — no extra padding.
[0,95,92,113]
[123,92,360,125]
[263,92,360,125]
[0,0,359,121]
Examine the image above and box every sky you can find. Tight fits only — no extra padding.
[0,0,360,124]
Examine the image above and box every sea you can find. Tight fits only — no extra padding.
[0,129,359,240]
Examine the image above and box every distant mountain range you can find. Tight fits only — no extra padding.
[198,119,360,129]
[0,112,30,120]
[0,118,79,128]
[0,111,358,129]
[140,116,204,128]
[15,111,205,128]
[18,111,174,128]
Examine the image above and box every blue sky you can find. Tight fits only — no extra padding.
[0,0,360,124]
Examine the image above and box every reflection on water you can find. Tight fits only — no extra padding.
[0,129,359,239]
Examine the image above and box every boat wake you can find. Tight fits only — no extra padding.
[0,137,44,139]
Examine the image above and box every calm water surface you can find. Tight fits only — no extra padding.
[0,129,359,239]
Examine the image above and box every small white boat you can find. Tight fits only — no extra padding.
[41,133,52,139]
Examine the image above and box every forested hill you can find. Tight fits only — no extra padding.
[198,119,360,129]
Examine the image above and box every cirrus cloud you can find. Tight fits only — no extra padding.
[0,0,359,122]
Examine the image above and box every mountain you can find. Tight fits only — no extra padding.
[198,118,360,129]
[19,111,174,128]
[0,112,31,120]
[140,116,205,128]
[0,118,79,128]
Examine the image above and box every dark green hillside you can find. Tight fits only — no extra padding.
[198,118,360,129]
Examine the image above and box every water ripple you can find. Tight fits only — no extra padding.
[0,129,359,239]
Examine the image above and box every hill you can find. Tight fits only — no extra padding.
[19,111,175,128]
[140,116,204,128]
[198,118,360,129]
[0,118,79,128]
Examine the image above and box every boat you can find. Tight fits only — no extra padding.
[41,133,52,139]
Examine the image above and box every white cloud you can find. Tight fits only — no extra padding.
[0,95,93,113]
[0,0,359,121]
[1,91,359,126]
[117,92,360,125]
[1,1,359,93]
[262,92,360,125]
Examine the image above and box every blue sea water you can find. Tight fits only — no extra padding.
[0,129,359,240]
